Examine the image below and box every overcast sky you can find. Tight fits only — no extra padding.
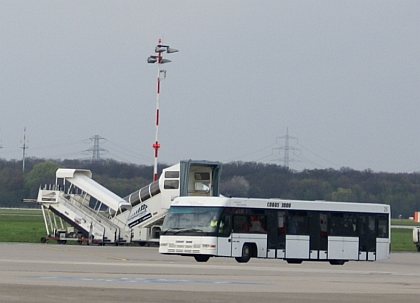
[1,1,419,173]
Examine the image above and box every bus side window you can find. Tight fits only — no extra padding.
[343,214,357,236]
[368,215,375,234]
[233,215,249,233]
[278,211,285,234]
[287,214,299,234]
[320,213,328,237]
[249,215,266,233]
[377,215,388,238]
[329,213,344,236]
[287,212,308,235]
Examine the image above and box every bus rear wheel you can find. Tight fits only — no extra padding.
[194,255,210,262]
[329,260,346,265]
[235,244,251,263]
[286,259,302,264]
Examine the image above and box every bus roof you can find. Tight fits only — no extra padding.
[171,196,390,214]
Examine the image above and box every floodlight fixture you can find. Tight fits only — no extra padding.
[166,47,179,54]
[155,46,166,53]
[147,56,157,63]
[147,39,179,181]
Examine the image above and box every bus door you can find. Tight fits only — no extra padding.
[308,212,328,260]
[267,211,285,259]
[285,211,310,260]
[230,214,249,257]
[216,213,233,256]
[358,214,376,261]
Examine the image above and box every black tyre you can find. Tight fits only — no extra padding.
[194,255,210,262]
[235,244,251,263]
[286,259,303,264]
[329,260,346,265]
[40,237,46,243]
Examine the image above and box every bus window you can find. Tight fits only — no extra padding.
[329,212,357,236]
[278,211,286,234]
[377,215,389,238]
[287,212,308,235]
[343,213,357,236]
[320,213,327,237]
[233,215,249,233]
[368,215,375,234]
[249,215,266,233]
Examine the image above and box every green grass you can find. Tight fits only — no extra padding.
[0,208,42,215]
[391,219,420,227]
[0,210,45,243]
[0,209,419,251]
[391,228,417,252]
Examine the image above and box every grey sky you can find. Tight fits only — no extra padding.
[1,1,419,173]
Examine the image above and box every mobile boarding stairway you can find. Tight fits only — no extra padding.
[37,169,132,245]
[35,160,222,245]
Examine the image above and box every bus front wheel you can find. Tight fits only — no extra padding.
[194,255,210,262]
[235,244,251,263]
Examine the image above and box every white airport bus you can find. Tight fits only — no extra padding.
[159,196,390,265]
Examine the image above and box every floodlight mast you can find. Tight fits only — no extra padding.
[147,39,178,181]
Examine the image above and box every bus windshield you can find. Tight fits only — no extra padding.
[161,206,223,235]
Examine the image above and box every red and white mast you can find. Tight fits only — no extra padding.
[147,39,178,181]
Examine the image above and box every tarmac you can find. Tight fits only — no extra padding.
[0,242,419,302]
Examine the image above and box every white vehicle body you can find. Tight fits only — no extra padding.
[160,196,390,265]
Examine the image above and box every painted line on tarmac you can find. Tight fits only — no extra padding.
[32,276,267,285]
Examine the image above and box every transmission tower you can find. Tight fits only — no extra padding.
[86,135,107,161]
[272,128,300,168]
[21,127,29,173]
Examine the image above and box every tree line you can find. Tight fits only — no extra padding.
[1,158,419,218]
